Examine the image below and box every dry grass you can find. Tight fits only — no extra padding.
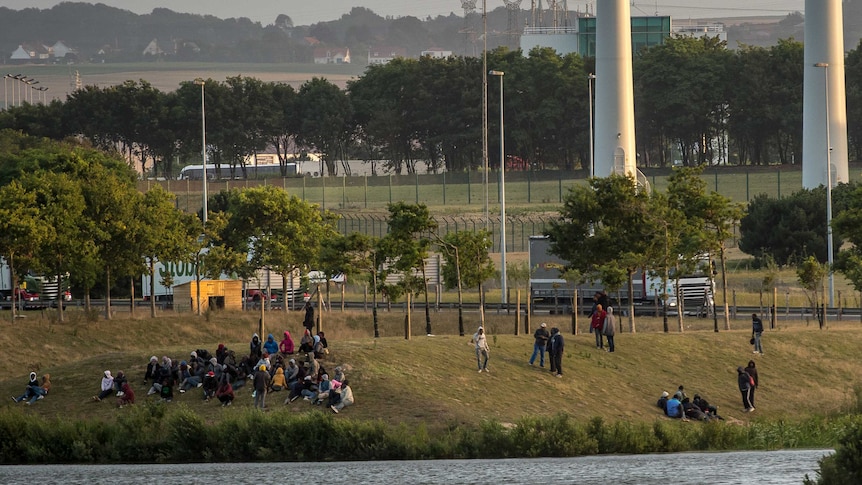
[1,307,861,430]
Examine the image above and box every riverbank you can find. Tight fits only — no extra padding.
[2,310,860,429]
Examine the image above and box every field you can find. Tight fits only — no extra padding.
[2,308,861,431]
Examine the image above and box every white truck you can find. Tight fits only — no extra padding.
[528,235,713,315]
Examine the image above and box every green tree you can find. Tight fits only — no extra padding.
[548,174,662,333]
[797,256,828,328]
[295,77,353,176]
[438,229,496,336]
[0,180,49,320]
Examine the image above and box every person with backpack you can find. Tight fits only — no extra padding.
[529,323,550,367]
[751,313,764,354]
[737,366,754,412]
[745,360,759,408]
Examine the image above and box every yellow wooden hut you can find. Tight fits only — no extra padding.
[173,279,243,312]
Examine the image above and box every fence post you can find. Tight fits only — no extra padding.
[415,172,419,204]
[745,169,750,202]
[527,173,531,203]
[838,290,843,320]
[525,292,531,334]
[467,169,471,204]
[515,290,521,335]
[364,175,368,208]
[772,287,777,329]
[777,167,781,199]
[558,174,563,202]
[443,171,446,205]
[405,293,411,340]
[322,176,326,210]
[732,289,737,319]
[302,176,306,200]
[342,175,346,208]
[572,288,579,335]
[388,174,392,204]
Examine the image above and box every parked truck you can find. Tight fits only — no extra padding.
[1,258,70,306]
[528,235,713,316]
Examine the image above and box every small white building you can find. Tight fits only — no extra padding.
[368,46,407,65]
[420,47,452,59]
[313,47,350,64]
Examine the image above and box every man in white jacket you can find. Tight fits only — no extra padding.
[472,326,490,373]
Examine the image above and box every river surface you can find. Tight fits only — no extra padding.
[0,449,831,484]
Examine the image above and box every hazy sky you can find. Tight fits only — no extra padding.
[0,1,806,26]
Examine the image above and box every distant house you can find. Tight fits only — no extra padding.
[142,38,173,57]
[313,47,350,64]
[368,46,407,65]
[9,43,51,63]
[420,47,452,59]
[50,41,77,59]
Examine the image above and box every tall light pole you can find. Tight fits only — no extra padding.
[482,0,489,229]
[815,62,834,307]
[3,74,9,110]
[489,70,507,306]
[10,74,22,107]
[28,80,39,104]
[193,79,208,225]
[588,73,596,178]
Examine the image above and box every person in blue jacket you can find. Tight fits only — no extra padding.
[263,333,279,356]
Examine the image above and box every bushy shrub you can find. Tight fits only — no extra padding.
[804,417,862,485]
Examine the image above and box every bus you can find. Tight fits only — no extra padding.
[178,163,297,180]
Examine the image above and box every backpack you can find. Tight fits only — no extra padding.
[749,375,755,387]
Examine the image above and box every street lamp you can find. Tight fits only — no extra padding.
[489,69,507,306]
[814,62,834,308]
[28,80,39,104]
[588,73,596,178]
[193,79,208,225]
[10,74,22,107]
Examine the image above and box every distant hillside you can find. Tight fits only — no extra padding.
[0,3,859,66]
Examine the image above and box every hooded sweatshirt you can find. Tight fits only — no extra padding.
[271,367,286,388]
[40,374,51,393]
[473,327,489,352]
[280,331,295,354]
[263,333,278,355]
[101,371,114,392]
[603,307,616,337]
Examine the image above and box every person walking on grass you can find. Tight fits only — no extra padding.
[745,360,759,408]
[751,313,764,354]
[603,306,617,353]
[472,326,490,373]
[737,366,754,412]
[550,327,564,378]
[529,323,550,367]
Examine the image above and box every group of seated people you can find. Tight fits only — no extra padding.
[656,385,723,421]
[91,370,136,407]
[134,329,351,412]
[11,372,51,405]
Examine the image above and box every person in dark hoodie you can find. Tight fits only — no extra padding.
[253,364,269,409]
[550,327,564,378]
[737,366,754,412]
[249,333,262,362]
[529,322,550,367]
[117,381,135,407]
[263,333,278,356]
[143,356,159,385]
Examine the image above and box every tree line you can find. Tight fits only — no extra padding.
[5,37,862,179]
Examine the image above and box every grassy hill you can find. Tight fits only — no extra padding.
[2,308,860,430]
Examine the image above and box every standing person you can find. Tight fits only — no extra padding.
[737,366,754,412]
[550,327,564,378]
[253,364,269,409]
[303,301,315,331]
[529,323,550,367]
[603,306,616,352]
[591,304,607,350]
[472,326,490,373]
[745,360,759,408]
[751,313,764,354]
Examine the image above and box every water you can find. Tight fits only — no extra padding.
[0,449,830,484]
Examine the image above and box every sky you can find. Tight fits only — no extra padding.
[0,1,806,26]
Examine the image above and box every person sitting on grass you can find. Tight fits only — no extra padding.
[317,331,329,357]
[159,377,174,402]
[263,333,279,357]
[300,375,318,401]
[285,375,312,404]
[657,391,669,414]
[285,359,300,386]
[306,353,320,383]
[313,374,332,405]
[215,377,234,406]
[299,329,314,354]
[12,372,41,404]
[665,393,688,421]
[329,379,354,414]
[270,366,286,392]
[682,397,709,421]
[113,371,127,396]
[693,394,723,420]
[117,381,135,407]
[143,356,159,385]
[92,370,114,402]
[202,371,218,401]
[279,330,295,357]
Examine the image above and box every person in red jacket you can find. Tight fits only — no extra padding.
[117,382,135,407]
[591,304,607,350]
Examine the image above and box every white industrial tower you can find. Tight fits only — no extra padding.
[593,0,636,178]
[803,0,849,189]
